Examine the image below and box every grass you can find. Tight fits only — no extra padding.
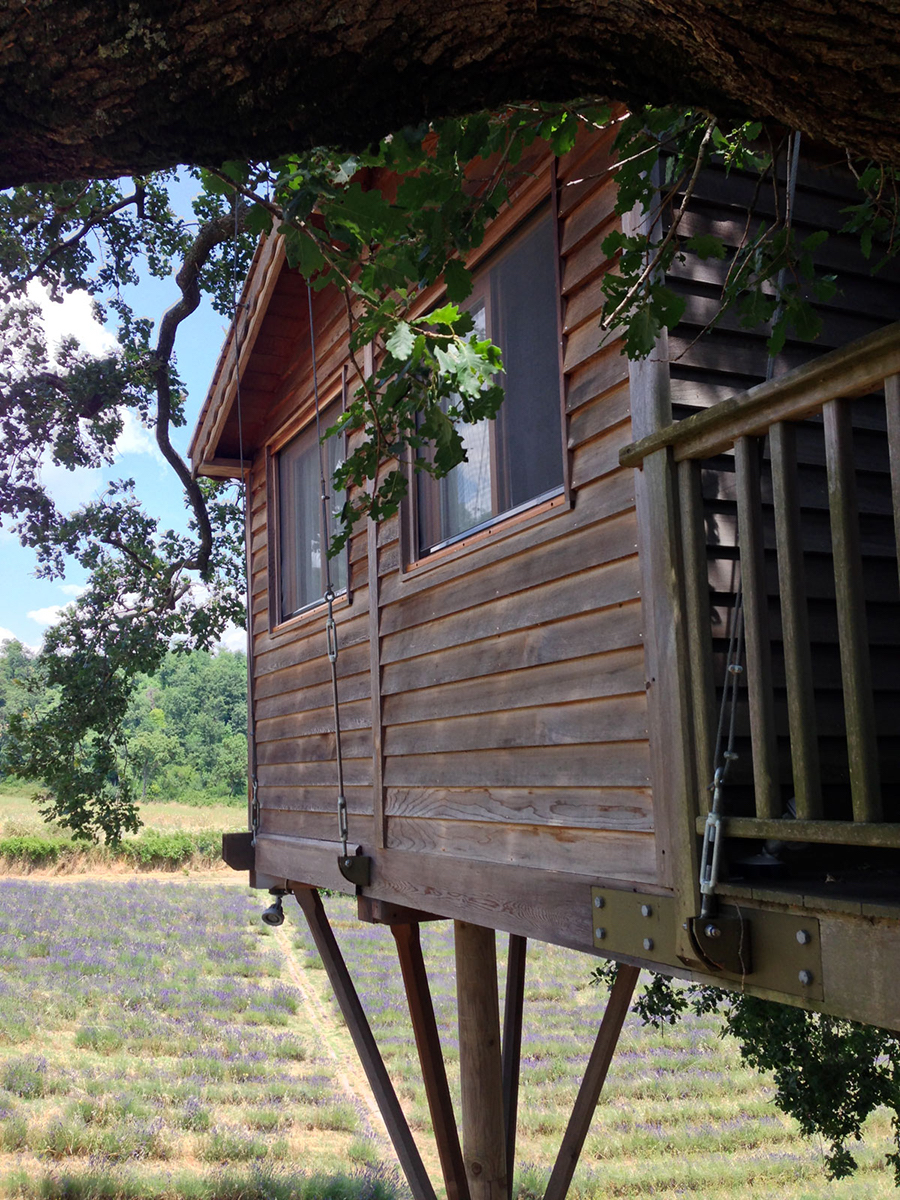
[0,787,244,873]
[0,793,895,1199]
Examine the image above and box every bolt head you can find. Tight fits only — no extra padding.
[643,937,654,951]
[704,923,722,939]
[595,928,606,940]
[798,969,813,986]
[796,929,812,945]
[594,896,605,909]
[641,904,652,918]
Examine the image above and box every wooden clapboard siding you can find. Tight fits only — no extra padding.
[369,141,654,884]
[668,153,900,827]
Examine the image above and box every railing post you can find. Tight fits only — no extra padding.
[770,421,822,819]
[734,436,780,819]
[823,398,882,821]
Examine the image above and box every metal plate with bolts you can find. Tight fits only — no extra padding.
[591,888,823,1001]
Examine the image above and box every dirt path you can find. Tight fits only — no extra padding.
[273,921,400,1167]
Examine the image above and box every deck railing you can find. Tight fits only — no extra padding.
[621,321,900,853]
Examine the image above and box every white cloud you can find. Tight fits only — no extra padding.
[217,624,247,654]
[38,455,104,513]
[59,584,85,597]
[0,627,40,653]
[27,605,66,627]
[114,408,161,461]
[26,281,117,360]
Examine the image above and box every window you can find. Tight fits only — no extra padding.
[417,208,563,554]
[278,406,347,620]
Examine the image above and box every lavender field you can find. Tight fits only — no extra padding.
[0,879,894,1199]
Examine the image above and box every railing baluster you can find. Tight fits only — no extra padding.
[678,459,718,804]
[734,436,780,820]
[885,374,900,599]
[770,421,822,819]
[823,398,882,821]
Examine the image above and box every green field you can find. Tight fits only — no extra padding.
[0,786,244,874]
[0,789,896,1198]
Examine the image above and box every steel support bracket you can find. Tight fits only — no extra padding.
[689,913,752,975]
[338,850,372,890]
[591,887,823,1000]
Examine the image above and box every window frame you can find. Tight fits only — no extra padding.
[405,183,570,569]
[266,376,351,633]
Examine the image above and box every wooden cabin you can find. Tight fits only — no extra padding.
[191,125,900,1200]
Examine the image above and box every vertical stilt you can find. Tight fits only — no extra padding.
[502,934,527,1198]
[455,920,508,1200]
[543,964,640,1200]
[392,922,471,1200]
[293,888,438,1200]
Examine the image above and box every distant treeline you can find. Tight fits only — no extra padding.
[0,641,248,804]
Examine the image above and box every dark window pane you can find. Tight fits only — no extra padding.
[417,208,562,553]
[278,410,346,619]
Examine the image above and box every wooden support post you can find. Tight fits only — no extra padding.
[502,934,527,1197]
[455,921,507,1200]
[770,420,822,819]
[392,923,470,1200]
[823,398,882,821]
[293,888,437,1200]
[734,435,780,819]
[543,964,640,1200]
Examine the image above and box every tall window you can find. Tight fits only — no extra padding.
[417,208,563,553]
[278,408,347,620]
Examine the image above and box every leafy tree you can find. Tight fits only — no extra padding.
[1,100,899,1185]
[2,103,898,841]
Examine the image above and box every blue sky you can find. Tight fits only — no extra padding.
[0,179,241,652]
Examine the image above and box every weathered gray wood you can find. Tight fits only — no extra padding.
[292,888,437,1200]
[382,694,648,756]
[543,964,640,1200]
[677,458,717,797]
[392,923,470,1200]
[502,934,527,1198]
[260,834,671,952]
[455,921,507,1200]
[620,320,900,467]
[628,325,701,948]
[695,815,900,848]
[734,436,780,820]
[823,398,882,820]
[885,374,900,598]
[385,785,653,832]
[367,514,386,848]
[384,816,656,882]
[769,421,822,819]
[382,648,646,725]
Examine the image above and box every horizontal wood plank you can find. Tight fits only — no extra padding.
[385,815,656,881]
[385,785,653,831]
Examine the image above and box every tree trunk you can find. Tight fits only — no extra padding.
[2,1,899,187]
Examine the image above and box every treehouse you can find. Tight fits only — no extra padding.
[190,126,900,1200]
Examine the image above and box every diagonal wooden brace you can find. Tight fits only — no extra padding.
[392,922,471,1200]
[543,964,640,1200]
[292,887,437,1200]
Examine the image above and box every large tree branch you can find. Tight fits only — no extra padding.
[153,208,242,578]
[1,1,899,188]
